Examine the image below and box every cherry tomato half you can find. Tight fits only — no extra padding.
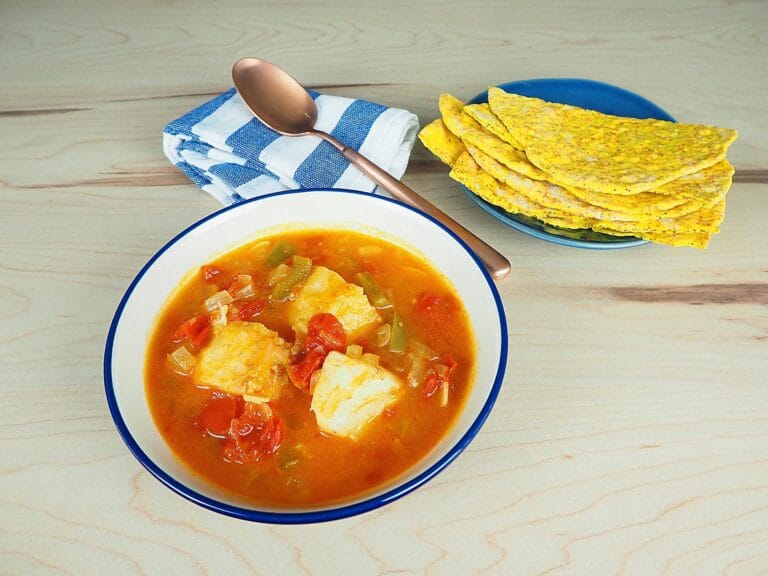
[199,392,244,437]
[223,403,284,464]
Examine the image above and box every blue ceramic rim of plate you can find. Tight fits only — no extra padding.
[461,77,678,250]
[103,188,508,524]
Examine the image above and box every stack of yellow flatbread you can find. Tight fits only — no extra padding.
[418,88,738,248]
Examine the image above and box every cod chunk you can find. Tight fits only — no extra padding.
[196,321,290,401]
[287,266,379,336]
[311,351,402,440]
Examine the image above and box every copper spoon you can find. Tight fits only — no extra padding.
[231,58,511,281]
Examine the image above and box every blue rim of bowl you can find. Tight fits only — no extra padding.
[103,188,508,524]
[461,78,678,250]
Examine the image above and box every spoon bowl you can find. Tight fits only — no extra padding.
[232,58,318,136]
[231,57,511,280]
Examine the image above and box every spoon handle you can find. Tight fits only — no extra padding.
[339,145,511,280]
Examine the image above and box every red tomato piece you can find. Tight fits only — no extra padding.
[223,403,284,464]
[200,265,223,283]
[200,392,244,438]
[173,315,212,349]
[286,313,346,392]
[423,354,458,399]
[287,348,325,391]
[443,353,458,377]
[422,371,441,398]
[236,298,268,321]
[306,313,346,354]
[260,415,284,454]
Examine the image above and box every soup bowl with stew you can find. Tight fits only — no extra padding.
[104,189,507,523]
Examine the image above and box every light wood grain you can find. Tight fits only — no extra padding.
[2,1,768,575]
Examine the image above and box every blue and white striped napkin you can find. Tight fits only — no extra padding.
[163,88,420,205]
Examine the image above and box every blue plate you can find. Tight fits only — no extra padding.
[461,78,677,249]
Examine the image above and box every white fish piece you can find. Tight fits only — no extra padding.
[311,351,402,440]
[287,265,379,336]
[196,321,290,399]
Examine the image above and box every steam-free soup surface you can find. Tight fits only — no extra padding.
[146,229,475,506]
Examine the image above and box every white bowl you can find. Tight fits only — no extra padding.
[104,189,507,523]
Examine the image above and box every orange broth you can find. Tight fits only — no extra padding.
[145,229,475,507]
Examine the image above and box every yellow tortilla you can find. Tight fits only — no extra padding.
[565,160,732,214]
[418,90,735,249]
[592,226,713,249]
[450,151,596,230]
[643,232,711,249]
[417,119,465,166]
[465,143,637,223]
[488,87,738,195]
[565,185,691,213]
[485,87,550,149]
[651,159,734,206]
[463,103,523,148]
[438,94,548,181]
[595,200,725,235]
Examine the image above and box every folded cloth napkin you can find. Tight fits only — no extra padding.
[163,88,420,205]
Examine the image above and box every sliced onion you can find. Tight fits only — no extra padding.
[204,290,233,312]
[228,274,255,299]
[375,324,391,347]
[168,346,196,375]
[407,353,427,388]
[346,344,363,358]
[211,304,228,333]
[440,381,449,407]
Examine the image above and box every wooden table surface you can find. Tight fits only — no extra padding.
[2,1,767,574]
